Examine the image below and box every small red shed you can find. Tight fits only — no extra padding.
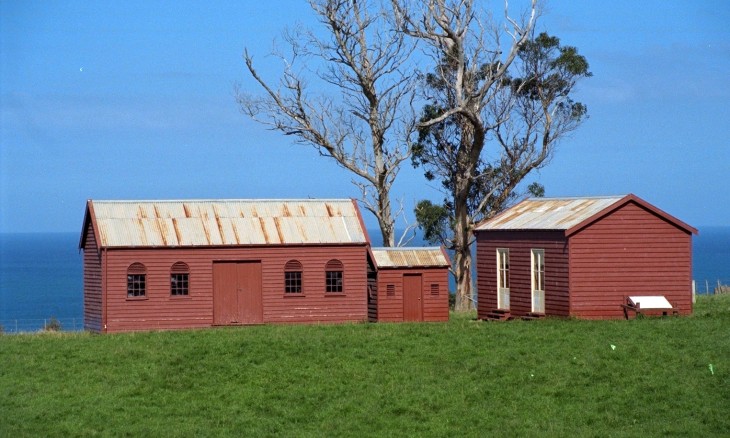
[80,199,372,333]
[369,247,450,322]
[474,194,697,320]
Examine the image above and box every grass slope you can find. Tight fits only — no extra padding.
[2,295,729,437]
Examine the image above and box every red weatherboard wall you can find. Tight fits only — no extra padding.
[476,230,569,319]
[82,221,103,332]
[568,201,693,319]
[476,199,694,320]
[375,268,449,322]
[84,241,368,333]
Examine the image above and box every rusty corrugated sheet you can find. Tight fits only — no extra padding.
[372,247,450,268]
[89,199,368,247]
[475,196,625,231]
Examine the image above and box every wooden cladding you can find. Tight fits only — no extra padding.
[430,284,439,295]
[476,199,694,320]
[325,259,344,270]
[285,260,303,271]
[171,261,189,273]
[83,244,369,332]
[568,201,693,318]
[127,263,146,274]
[476,231,568,319]
[213,262,263,325]
[375,268,449,322]
[82,221,103,332]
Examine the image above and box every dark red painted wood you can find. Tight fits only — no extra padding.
[476,200,694,320]
[403,274,423,321]
[376,268,448,322]
[213,262,238,325]
[476,231,568,320]
[82,221,103,332]
[568,201,693,319]
[238,262,263,324]
[83,243,368,333]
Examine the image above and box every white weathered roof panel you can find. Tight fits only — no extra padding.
[372,247,450,268]
[89,199,367,247]
[475,196,625,231]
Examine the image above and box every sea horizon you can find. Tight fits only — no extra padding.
[1,227,729,331]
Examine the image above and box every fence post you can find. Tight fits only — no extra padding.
[692,280,696,304]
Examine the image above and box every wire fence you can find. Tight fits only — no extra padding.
[694,278,730,295]
[0,318,84,334]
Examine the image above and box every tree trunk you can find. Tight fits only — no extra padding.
[453,172,473,311]
[453,239,473,311]
[377,191,395,247]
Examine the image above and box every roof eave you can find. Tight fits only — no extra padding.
[79,200,101,250]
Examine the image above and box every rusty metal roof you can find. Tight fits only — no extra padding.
[475,196,626,231]
[86,199,368,247]
[371,247,450,268]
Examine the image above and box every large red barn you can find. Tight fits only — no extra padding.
[80,199,373,333]
[474,194,697,320]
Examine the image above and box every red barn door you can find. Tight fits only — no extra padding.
[403,274,423,321]
[213,262,263,325]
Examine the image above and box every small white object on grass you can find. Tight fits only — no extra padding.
[709,364,714,375]
[610,344,616,351]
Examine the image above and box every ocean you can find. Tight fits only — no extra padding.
[1,228,728,331]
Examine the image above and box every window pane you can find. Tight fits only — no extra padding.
[326,270,343,293]
[171,273,189,296]
[127,274,146,297]
[532,249,545,292]
[497,249,509,289]
[285,271,302,293]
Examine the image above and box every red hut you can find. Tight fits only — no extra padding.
[369,247,450,322]
[474,194,697,320]
[80,199,371,333]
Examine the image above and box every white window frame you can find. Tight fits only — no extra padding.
[496,248,510,309]
[531,249,545,313]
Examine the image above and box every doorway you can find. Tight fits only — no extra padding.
[213,261,263,325]
[403,274,423,321]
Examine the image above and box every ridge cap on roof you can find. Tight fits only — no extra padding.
[525,194,627,202]
[371,246,442,251]
[89,198,354,203]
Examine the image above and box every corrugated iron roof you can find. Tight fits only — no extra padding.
[87,199,368,247]
[475,196,625,231]
[371,247,450,268]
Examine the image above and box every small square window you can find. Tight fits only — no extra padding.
[127,274,146,298]
[326,270,343,293]
[171,273,189,296]
[285,271,302,293]
[386,284,395,296]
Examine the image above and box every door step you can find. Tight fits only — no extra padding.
[521,312,545,321]
[484,309,512,321]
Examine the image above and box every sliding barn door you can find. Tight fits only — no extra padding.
[213,262,263,325]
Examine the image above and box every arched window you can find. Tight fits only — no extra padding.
[127,263,147,298]
[285,260,303,293]
[325,259,343,293]
[170,262,190,296]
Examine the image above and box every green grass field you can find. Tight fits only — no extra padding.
[2,295,729,437]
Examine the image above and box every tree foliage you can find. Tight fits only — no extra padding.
[395,0,591,310]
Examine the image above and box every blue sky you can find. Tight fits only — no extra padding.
[1,0,728,233]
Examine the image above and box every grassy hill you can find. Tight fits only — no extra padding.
[2,295,729,436]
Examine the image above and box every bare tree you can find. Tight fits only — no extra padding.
[396,0,591,311]
[238,0,415,247]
